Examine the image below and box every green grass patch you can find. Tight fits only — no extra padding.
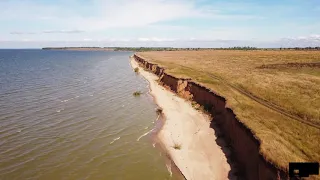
[156,107,163,114]
[173,143,182,150]
[133,91,142,97]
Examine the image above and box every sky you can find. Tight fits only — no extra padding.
[0,0,320,48]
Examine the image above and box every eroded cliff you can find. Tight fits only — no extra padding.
[134,54,289,180]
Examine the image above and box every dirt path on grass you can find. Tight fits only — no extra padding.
[178,64,320,129]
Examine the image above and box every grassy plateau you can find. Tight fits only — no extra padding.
[137,50,320,172]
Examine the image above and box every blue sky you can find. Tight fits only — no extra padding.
[0,0,319,48]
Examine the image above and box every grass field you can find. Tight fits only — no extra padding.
[137,50,320,171]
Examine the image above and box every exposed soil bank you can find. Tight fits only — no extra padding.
[133,54,289,180]
[130,57,235,180]
[258,62,320,69]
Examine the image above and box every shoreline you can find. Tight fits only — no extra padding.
[130,57,235,180]
[129,57,185,179]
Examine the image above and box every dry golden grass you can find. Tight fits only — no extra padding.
[137,50,320,171]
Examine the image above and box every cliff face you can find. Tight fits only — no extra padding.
[133,54,288,180]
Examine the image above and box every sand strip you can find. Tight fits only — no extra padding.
[130,57,232,180]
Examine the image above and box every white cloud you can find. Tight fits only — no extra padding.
[309,34,320,41]
[277,34,320,47]
[1,35,320,48]
[0,0,262,32]
[137,37,176,42]
[43,30,84,34]
[0,0,203,31]
[10,32,37,35]
[22,39,32,42]
[0,0,318,47]
[65,0,209,30]
[83,38,93,41]
[137,38,150,42]
[10,30,85,35]
[285,34,320,41]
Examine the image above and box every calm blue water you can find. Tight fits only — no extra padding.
[0,49,180,180]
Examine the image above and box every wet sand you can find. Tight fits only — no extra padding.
[130,57,233,180]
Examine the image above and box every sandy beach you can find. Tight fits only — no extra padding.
[130,57,233,180]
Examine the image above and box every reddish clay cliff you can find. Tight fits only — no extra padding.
[134,54,289,180]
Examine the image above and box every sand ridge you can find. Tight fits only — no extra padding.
[130,57,233,180]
